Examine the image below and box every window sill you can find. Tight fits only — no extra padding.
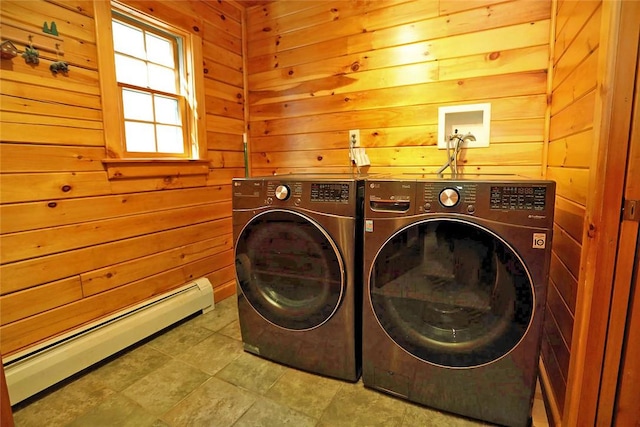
[102,158,210,180]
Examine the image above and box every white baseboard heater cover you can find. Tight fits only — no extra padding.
[4,278,214,405]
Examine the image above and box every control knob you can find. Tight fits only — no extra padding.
[439,188,460,207]
[275,184,290,200]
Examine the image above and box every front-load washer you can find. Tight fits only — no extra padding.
[233,175,364,382]
[362,175,555,426]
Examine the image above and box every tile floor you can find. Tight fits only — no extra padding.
[12,297,550,427]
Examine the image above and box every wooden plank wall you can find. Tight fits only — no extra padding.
[541,0,601,419]
[0,0,244,356]
[245,0,551,176]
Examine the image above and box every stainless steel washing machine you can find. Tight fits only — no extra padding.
[362,175,555,426]
[233,175,364,382]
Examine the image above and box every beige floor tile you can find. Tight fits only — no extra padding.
[401,402,489,426]
[218,319,242,341]
[189,296,239,332]
[233,397,317,427]
[10,301,550,427]
[214,351,286,394]
[177,332,243,375]
[147,317,214,356]
[89,345,172,392]
[66,394,159,427]
[318,381,407,427]
[122,359,210,415]
[160,377,256,427]
[265,367,343,419]
[13,373,116,427]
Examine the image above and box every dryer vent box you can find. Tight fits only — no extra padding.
[438,103,491,149]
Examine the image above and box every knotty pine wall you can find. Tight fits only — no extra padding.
[0,0,244,356]
[0,1,630,422]
[541,0,601,417]
[245,0,551,176]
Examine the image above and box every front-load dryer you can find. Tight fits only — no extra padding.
[362,175,555,426]
[233,175,364,382]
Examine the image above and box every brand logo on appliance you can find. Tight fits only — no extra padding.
[402,184,411,189]
[532,233,546,249]
[528,214,546,220]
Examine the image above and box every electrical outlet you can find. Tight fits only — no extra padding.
[349,129,360,147]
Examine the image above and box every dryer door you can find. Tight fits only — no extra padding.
[235,210,345,331]
[370,218,534,368]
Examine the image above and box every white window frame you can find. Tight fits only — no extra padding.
[95,0,207,171]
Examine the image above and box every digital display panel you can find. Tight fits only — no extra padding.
[311,183,349,203]
[490,186,546,211]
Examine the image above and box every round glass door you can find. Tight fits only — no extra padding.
[235,210,344,331]
[370,219,534,368]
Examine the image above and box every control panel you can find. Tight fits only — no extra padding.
[310,183,350,203]
[490,186,547,211]
[233,177,360,216]
[366,178,554,226]
[422,182,478,214]
[266,180,352,206]
[419,183,547,214]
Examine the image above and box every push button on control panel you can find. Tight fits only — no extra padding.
[439,188,460,207]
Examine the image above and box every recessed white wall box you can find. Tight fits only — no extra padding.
[437,103,491,149]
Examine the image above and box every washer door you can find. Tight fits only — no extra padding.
[370,218,534,368]
[235,210,345,331]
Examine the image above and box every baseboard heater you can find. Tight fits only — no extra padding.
[4,278,214,405]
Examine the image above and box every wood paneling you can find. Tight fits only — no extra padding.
[542,0,602,408]
[544,303,571,381]
[0,0,244,356]
[0,186,229,234]
[563,0,640,423]
[81,235,233,296]
[0,219,232,295]
[0,277,83,325]
[541,1,639,422]
[246,0,551,176]
[0,202,230,264]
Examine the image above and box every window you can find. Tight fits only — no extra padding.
[112,15,185,155]
[95,1,207,168]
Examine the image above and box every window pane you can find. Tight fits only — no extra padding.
[122,89,153,121]
[148,64,177,93]
[156,125,184,153]
[154,95,180,125]
[112,20,145,58]
[115,54,148,87]
[146,33,175,67]
[125,121,156,152]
